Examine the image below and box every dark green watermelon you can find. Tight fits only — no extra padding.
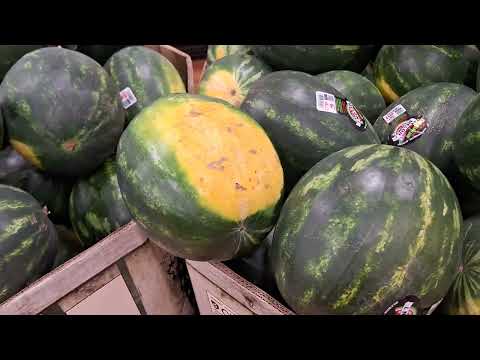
[453,94,480,192]
[440,215,480,315]
[69,159,131,248]
[373,83,477,181]
[0,45,45,81]
[207,45,253,64]
[104,46,186,124]
[77,45,127,65]
[271,144,463,315]
[241,71,380,192]
[0,184,58,304]
[1,47,125,178]
[374,45,470,104]
[316,70,386,123]
[198,54,272,107]
[0,147,73,224]
[252,45,378,74]
[52,225,83,269]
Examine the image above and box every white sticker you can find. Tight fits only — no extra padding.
[119,87,138,110]
[316,91,337,114]
[383,104,407,124]
[207,292,236,315]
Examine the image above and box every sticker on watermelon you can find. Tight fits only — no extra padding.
[389,116,428,146]
[120,87,138,110]
[384,295,421,315]
[345,101,368,131]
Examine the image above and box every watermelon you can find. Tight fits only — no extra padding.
[0,184,58,304]
[440,214,480,314]
[251,45,378,74]
[373,83,477,181]
[374,45,470,104]
[198,54,271,107]
[1,47,125,177]
[271,144,463,315]
[0,45,45,81]
[241,71,380,192]
[0,147,73,224]
[69,159,131,248]
[454,94,480,192]
[52,225,83,269]
[207,45,252,64]
[460,45,480,90]
[116,94,284,261]
[316,70,386,123]
[104,46,186,124]
[77,45,127,65]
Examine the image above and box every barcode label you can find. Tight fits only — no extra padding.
[119,87,138,109]
[207,292,236,315]
[383,104,406,124]
[316,91,337,114]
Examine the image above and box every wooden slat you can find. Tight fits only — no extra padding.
[122,241,195,315]
[187,263,253,315]
[187,261,294,315]
[0,222,147,315]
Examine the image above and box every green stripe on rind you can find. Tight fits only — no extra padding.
[69,159,131,248]
[241,71,380,192]
[199,54,272,104]
[2,47,125,177]
[374,45,469,103]
[105,46,186,125]
[374,82,476,182]
[0,184,57,304]
[116,94,283,261]
[271,144,462,315]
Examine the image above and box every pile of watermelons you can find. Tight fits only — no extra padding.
[1,44,480,316]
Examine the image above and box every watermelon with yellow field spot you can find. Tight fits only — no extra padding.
[207,45,252,64]
[271,144,463,315]
[241,71,380,192]
[0,184,58,304]
[69,159,131,248]
[373,83,477,181]
[1,47,125,178]
[105,46,186,124]
[198,54,271,107]
[440,214,480,315]
[116,94,284,261]
[373,45,470,104]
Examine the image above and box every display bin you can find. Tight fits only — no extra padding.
[186,260,294,315]
[0,222,195,315]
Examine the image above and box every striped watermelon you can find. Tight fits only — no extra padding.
[207,45,252,64]
[105,46,186,124]
[271,145,463,315]
[198,54,271,107]
[69,159,131,248]
[440,215,480,314]
[374,83,477,181]
[316,70,386,123]
[1,47,125,177]
[374,45,469,104]
[116,94,284,261]
[0,184,58,304]
[241,71,380,192]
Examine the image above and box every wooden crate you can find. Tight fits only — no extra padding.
[186,260,294,315]
[0,222,194,315]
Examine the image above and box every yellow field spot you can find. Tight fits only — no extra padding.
[136,97,284,222]
[200,70,243,107]
[376,77,399,104]
[216,47,226,61]
[10,140,43,169]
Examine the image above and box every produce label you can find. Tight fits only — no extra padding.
[207,292,237,315]
[120,87,138,109]
[384,295,421,315]
[389,116,428,146]
[316,91,337,114]
[383,104,407,124]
